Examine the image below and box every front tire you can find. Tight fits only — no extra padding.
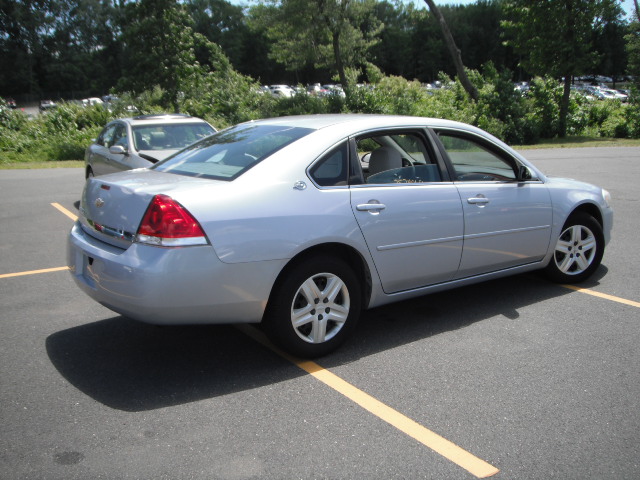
[264,256,361,357]
[545,212,604,283]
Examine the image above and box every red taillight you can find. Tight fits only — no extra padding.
[137,194,208,246]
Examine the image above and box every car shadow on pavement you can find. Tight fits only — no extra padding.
[45,319,295,412]
[46,268,608,412]
[328,268,608,367]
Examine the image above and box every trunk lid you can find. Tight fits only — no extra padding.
[78,169,221,249]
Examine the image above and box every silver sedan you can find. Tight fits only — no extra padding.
[84,114,216,178]
[68,115,613,357]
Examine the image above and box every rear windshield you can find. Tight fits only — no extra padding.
[152,124,313,180]
[132,123,215,151]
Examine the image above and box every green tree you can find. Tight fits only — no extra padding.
[370,2,426,79]
[625,7,640,137]
[186,0,249,70]
[249,0,382,93]
[117,0,201,111]
[0,0,56,96]
[627,6,640,83]
[42,0,124,94]
[503,0,623,137]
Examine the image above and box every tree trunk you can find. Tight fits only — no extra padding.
[332,31,348,92]
[559,74,571,138]
[423,0,478,101]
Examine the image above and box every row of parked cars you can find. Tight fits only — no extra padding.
[511,81,631,102]
[260,84,347,98]
[573,85,630,102]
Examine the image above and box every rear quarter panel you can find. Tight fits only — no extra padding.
[171,133,374,265]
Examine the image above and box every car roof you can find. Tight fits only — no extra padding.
[232,114,517,162]
[239,114,483,133]
[116,114,211,127]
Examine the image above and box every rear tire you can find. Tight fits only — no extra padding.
[264,256,361,357]
[544,212,604,283]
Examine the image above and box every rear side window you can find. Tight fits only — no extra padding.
[153,124,313,180]
[309,142,348,187]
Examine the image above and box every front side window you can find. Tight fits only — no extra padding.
[437,132,517,181]
[111,124,128,148]
[153,124,313,181]
[98,124,117,147]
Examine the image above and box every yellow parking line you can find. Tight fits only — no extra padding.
[0,266,69,279]
[236,324,499,478]
[51,202,78,221]
[562,284,640,308]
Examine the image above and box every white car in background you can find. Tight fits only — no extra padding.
[269,85,295,97]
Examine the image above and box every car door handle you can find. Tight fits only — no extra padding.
[467,196,489,205]
[356,202,386,212]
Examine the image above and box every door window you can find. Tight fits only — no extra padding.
[111,124,128,149]
[357,132,442,184]
[437,133,517,181]
[97,124,117,147]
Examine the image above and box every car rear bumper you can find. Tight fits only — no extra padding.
[68,222,285,325]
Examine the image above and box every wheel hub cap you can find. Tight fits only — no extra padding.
[290,273,350,344]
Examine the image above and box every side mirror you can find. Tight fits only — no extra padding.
[518,165,536,181]
[109,145,127,155]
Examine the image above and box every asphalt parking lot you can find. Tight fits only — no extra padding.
[1,147,639,479]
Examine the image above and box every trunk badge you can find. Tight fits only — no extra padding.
[95,198,105,208]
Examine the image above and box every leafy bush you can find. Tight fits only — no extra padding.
[625,91,640,138]
[0,99,29,131]
[1,100,107,162]
[474,64,537,144]
[523,77,563,139]
[3,67,639,164]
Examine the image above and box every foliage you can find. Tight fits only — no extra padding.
[117,0,201,111]
[626,18,640,89]
[502,0,624,136]
[0,102,104,163]
[2,72,638,165]
[474,64,534,144]
[1,0,633,96]
[249,0,382,91]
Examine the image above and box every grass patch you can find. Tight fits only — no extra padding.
[514,136,640,149]
[0,160,84,169]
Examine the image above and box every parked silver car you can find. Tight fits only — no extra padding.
[68,115,613,357]
[84,114,216,178]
